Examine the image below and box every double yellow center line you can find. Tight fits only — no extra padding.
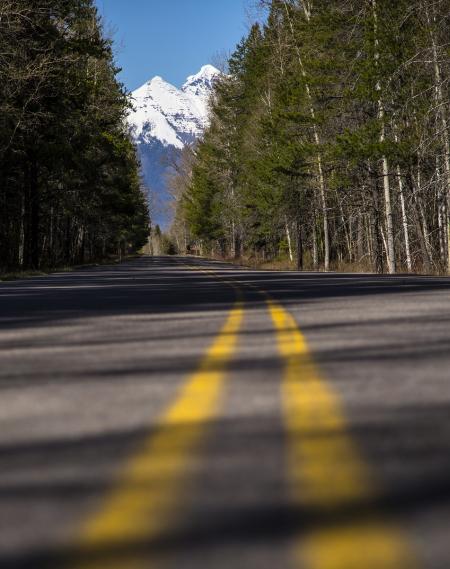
[71,265,417,569]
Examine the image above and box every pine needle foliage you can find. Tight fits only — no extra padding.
[176,0,450,274]
[0,0,149,271]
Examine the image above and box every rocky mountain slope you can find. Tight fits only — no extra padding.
[128,65,220,227]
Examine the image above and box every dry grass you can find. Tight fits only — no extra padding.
[206,253,448,276]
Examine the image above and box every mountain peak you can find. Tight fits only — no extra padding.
[182,65,220,91]
[129,65,219,148]
[127,65,219,227]
[150,75,165,84]
[181,64,220,104]
[184,64,220,83]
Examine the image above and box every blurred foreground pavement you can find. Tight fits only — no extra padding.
[0,256,450,569]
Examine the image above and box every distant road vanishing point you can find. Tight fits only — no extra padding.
[1,256,449,569]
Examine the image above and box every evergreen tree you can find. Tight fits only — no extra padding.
[0,0,149,271]
[174,0,450,274]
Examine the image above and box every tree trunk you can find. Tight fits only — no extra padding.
[407,171,431,272]
[22,157,40,270]
[397,166,412,272]
[296,221,303,271]
[285,216,293,262]
[437,158,448,267]
[371,180,384,274]
[372,0,396,273]
[426,3,450,272]
[312,207,319,269]
[231,219,236,258]
[282,0,330,270]
[357,213,365,262]
[29,158,39,269]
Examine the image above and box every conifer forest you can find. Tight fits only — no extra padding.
[0,0,149,272]
[173,0,450,274]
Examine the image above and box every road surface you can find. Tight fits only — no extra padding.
[0,256,449,569]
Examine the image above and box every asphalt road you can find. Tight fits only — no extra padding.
[1,255,449,569]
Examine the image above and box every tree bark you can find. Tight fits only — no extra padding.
[371,179,384,274]
[285,216,293,262]
[282,0,330,270]
[427,5,450,272]
[397,166,412,272]
[372,0,396,273]
[296,221,303,271]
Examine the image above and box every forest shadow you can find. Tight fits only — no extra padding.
[1,255,450,334]
[0,399,449,568]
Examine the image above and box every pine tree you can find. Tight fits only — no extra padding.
[174,0,450,275]
[0,0,149,272]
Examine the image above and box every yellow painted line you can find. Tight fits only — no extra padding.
[71,300,244,569]
[182,261,241,294]
[268,300,417,569]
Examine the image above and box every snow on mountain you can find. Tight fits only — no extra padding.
[127,65,220,227]
[129,64,219,148]
[182,64,220,103]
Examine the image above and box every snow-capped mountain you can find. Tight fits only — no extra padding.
[128,65,220,227]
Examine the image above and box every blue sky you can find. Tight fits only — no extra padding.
[95,0,251,91]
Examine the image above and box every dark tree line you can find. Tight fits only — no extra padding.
[0,0,149,272]
[173,0,450,274]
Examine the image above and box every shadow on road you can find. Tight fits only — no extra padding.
[1,255,450,332]
[1,256,450,568]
